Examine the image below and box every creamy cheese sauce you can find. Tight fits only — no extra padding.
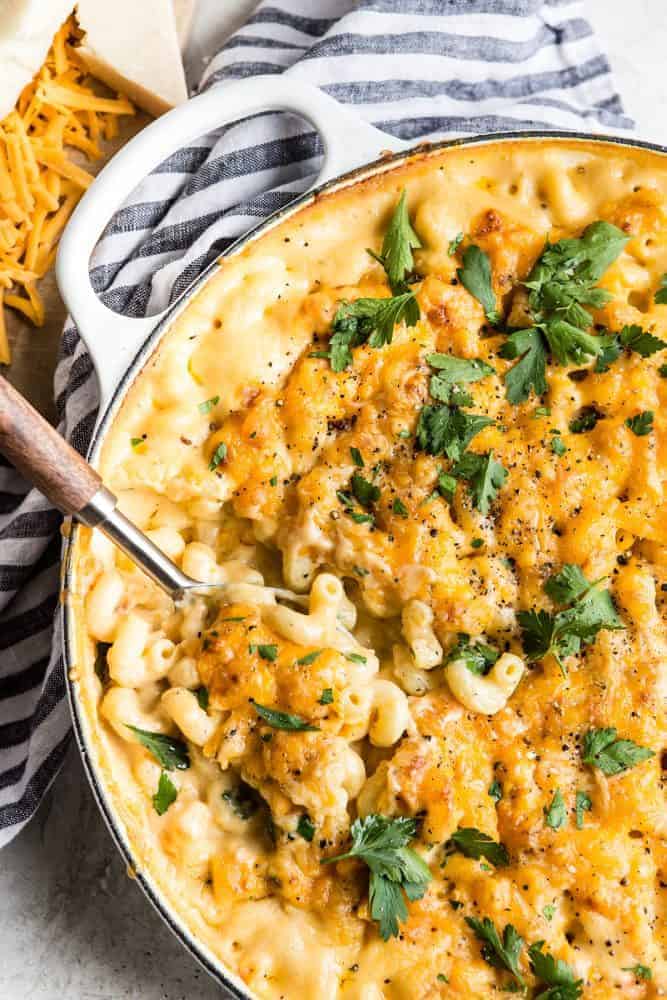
[71,140,667,998]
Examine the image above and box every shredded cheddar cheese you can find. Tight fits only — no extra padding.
[0,15,134,364]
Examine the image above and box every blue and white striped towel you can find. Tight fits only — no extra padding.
[0,0,632,847]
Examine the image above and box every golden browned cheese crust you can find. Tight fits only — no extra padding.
[71,139,667,999]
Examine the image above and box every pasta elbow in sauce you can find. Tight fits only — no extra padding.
[75,140,667,999]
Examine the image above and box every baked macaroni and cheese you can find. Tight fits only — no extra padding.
[71,138,667,998]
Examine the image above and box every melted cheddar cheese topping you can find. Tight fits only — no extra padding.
[72,139,667,999]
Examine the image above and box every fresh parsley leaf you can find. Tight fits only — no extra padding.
[130,436,144,448]
[449,827,509,867]
[208,442,227,471]
[551,436,567,457]
[448,232,464,256]
[328,293,419,371]
[623,964,652,981]
[544,789,567,830]
[416,403,493,462]
[371,189,422,290]
[489,779,503,803]
[222,782,261,820]
[128,726,190,770]
[575,790,592,829]
[436,470,458,503]
[249,643,278,661]
[350,446,364,467]
[452,450,508,514]
[198,395,220,414]
[544,564,590,605]
[319,687,334,705]
[297,814,315,842]
[457,245,500,325]
[195,686,209,710]
[323,814,432,940]
[594,332,623,372]
[619,323,667,356]
[582,727,654,775]
[660,363,667,378]
[345,652,367,664]
[269,475,278,486]
[525,221,628,329]
[569,406,601,433]
[392,497,409,518]
[446,634,499,675]
[426,353,495,404]
[252,701,319,732]
[465,916,525,987]
[625,410,653,436]
[655,274,667,305]
[471,537,484,549]
[542,904,556,922]
[528,941,583,999]
[501,328,548,404]
[296,650,321,666]
[352,471,381,507]
[152,772,177,815]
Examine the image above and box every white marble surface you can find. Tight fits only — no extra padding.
[1,2,665,999]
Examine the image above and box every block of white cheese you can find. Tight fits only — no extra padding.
[0,0,189,121]
[76,0,189,117]
[0,0,74,119]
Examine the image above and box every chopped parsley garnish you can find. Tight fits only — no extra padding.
[489,779,503,803]
[436,469,458,503]
[528,941,583,999]
[297,814,316,842]
[625,410,653,436]
[465,916,525,988]
[222,782,261,820]
[249,643,278,661]
[542,904,556,922]
[350,446,364,467]
[551,435,567,457]
[296,650,321,666]
[127,726,190,770]
[544,789,567,830]
[345,652,367,664]
[195,686,209,710]
[569,406,601,433]
[660,363,667,378]
[130,436,144,448]
[471,537,484,548]
[327,292,420,372]
[368,189,422,291]
[446,634,499,675]
[319,687,334,705]
[518,564,623,670]
[457,245,501,325]
[251,701,319,732]
[502,221,628,402]
[208,441,227,471]
[416,403,493,462]
[392,497,408,518]
[426,352,495,404]
[352,471,380,507]
[269,475,278,486]
[198,395,220,414]
[575,790,592,829]
[152,772,177,815]
[582,727,654,775]
[448,231,464,256]
[595,323,667,373]
[623,964,652,981]
[323,814,432,940]
[451,450,508,514]
[655,274,667,304]
[448,827,509,867]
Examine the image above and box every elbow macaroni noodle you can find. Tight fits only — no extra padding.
[74,140,667,999]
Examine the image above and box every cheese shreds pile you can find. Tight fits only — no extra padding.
[0,16,134,364]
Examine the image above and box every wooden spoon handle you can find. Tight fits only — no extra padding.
[0,374,102,515]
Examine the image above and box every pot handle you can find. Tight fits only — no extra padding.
[56,76,404,407]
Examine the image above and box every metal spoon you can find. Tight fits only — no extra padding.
[0,374,305,607]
